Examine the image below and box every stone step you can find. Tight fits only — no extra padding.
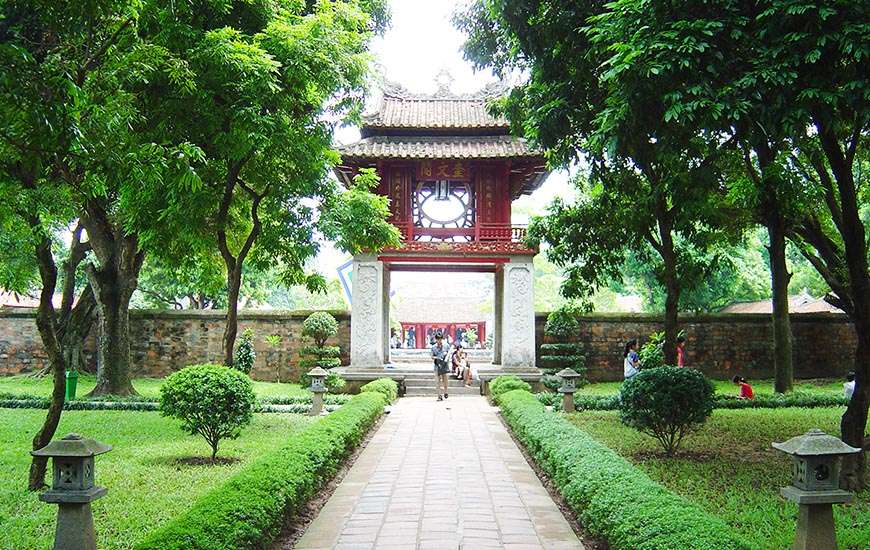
[405,378,479,388]
[405,385,481,396]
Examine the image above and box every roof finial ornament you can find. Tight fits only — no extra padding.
[434,68,454,95]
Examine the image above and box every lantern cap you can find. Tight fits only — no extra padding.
[307,367,329,377]
[31,433,112,458]
[772,429,860,457]
[556,368,580,379]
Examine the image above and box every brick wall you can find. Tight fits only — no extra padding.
[535,312,856,382]
[0,309,351,382]
[0,309,855,382]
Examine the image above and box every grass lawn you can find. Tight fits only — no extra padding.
[566,407,869,549]
[577,377,845,398]
[0,373,306,400]
[0,409,311,550]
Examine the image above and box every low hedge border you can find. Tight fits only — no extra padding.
[135,391,388,550]
[536,390,848,411]
[360,378,398,402]
[497,390,754,550]
[0,398,341,414]
[0,391,352,405]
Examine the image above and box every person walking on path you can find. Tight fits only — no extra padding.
[432,332,450,401]
[623,339,640,379]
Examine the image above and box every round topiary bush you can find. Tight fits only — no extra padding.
[159,364,256,460]
[619,366,715,456]
[544,304,582,340]
[302,311,339,347]
[490,375,532,398]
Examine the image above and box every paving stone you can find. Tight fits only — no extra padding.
[293,396,584,549]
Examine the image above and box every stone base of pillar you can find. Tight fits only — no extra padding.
[793,504,837,550]
[54,503,98,550]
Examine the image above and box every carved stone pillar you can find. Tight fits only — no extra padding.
[350,254,386,368]
[501,258,535,369]
[493,267,504,365]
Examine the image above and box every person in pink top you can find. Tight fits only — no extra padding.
[676,336,686,367]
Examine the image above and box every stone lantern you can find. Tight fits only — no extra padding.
[556,367,581,413]
[307,366,329,416]
[772,428,860,550]
[31,433,112,550]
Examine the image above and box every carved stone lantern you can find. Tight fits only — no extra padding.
[772,429,860,550]
[307,366,329,416]
[31,433,112,550]
[556,367,581,413]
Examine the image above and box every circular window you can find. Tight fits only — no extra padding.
[414,181,473,227]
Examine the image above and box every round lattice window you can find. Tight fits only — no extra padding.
[414,181,474,228]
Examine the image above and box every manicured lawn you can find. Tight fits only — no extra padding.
[578,377,844,398]
[0,409,311,550]
[566,407,869,549]
[0,373,306,400]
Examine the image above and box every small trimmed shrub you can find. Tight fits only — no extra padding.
[489,375,531,401]
[136,392,387,550]
[233,329,256,374]
[543,303,582,339]
[159,365,256,460]
[301,311,339,347]
[498,390,752,550]
[619,366,715,455]
[360,378,399,402]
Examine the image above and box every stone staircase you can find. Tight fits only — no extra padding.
[390,348,494,364]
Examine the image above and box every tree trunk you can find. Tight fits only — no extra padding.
[655,201,680,365]
[841,323,869,490]
[28,237,66,491]
[87,266,139,395]
[767,214,794,393]
[223,266,242,366]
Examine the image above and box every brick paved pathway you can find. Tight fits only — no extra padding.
[295,396,584,550]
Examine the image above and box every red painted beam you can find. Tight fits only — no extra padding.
[379,256,510,264]
[389,264,497,273]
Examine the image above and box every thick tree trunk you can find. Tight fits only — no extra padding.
[87,267,139,395]
[223,266,242,366]
[841,323,869,490]
[81,203,144,396]
[767,215,794,393]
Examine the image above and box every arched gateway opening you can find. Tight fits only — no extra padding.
[334,80,549,389]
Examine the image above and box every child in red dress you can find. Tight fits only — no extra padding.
[732,375,754,399]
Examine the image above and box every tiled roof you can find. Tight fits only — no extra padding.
[339,135,539,160]
[363,81,509,129]
[719,294,845,314]
[392,295,490,324]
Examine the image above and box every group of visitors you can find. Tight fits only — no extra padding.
[431,332,477,401]
[623,335,756,400]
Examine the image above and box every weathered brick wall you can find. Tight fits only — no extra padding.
[535,313,856,382]
[0,309,855,382]
[0,309,351,382]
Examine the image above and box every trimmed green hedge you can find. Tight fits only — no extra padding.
[135,391,386,550]
[535,391,848,411]
[0,397,342,414]
[490,375,531,398]
[360,378,398,402]
[498,390,754,550]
